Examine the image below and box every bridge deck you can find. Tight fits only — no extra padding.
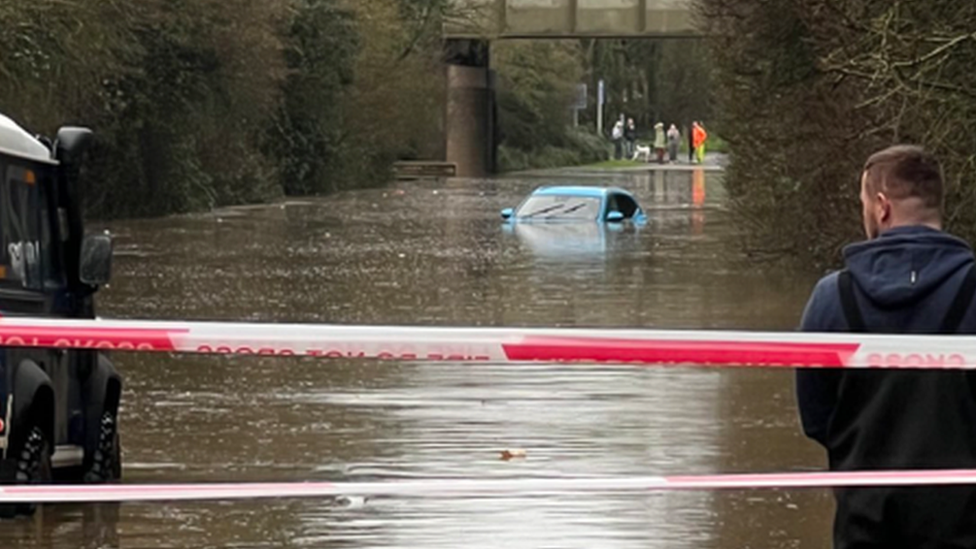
[445,0,696,39]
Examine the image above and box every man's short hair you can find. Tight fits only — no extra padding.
[863,145,944,211]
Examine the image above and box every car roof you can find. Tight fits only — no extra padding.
[0,113,54,164]
[530,186,632,199]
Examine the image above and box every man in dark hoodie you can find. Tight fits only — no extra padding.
[797,145,976,548]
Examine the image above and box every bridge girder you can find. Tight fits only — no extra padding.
[445,0,698,40]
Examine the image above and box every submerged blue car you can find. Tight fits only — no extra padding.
[501,186,647,223]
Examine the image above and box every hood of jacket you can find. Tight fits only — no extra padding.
[843,225,974,308]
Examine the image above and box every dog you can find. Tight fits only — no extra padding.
[631,145,652,162]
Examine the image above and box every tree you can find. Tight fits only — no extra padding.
[83,0,290,217]
[582,38,713,136]
[269,0,359,195]
[492,40,608,171]
[698,0,976,265]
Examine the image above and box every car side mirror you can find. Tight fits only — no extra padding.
[54,127,94,167]
[501,208,514,220]
[607,211,624,223]
[80,233,113,286]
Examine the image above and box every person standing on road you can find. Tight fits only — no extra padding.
[687,122,695,163]
[611,119,624,160]
[653,122,667,164]
[624,118,637,160]
[692,121,708,165]
[797,145,976,549]
[667,124,680,163]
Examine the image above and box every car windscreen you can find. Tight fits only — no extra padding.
[515,195,601,220]
[0,158,54,290]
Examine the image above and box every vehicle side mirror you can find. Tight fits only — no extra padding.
[54,127,94,166]
[80,233,113,286]
[501,208,514,220]
[607,211,624,223]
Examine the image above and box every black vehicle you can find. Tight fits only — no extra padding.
[0,114,120,516]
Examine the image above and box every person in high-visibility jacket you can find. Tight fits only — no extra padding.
[692,121,708,165]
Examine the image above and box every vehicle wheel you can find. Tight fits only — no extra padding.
[83,411,120,483]
[14,424,53,516]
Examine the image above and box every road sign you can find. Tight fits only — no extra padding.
[574,84,587,110]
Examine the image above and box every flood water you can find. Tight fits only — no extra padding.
[4,169,835,548]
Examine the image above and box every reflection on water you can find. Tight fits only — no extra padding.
[2,169,834,548]
[505,221,636,258]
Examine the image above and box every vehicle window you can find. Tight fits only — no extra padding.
[614,194,640,218]
[0,160,53,290]
[605,194,620,217]
[515,195,601,220]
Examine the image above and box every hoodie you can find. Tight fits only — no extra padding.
[797,225,976,546]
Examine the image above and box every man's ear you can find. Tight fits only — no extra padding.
[876,193,891,222]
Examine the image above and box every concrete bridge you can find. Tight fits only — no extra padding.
[446,0,696,39]
[442,0,698,177]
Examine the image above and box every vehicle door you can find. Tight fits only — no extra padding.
[0,154,75,451]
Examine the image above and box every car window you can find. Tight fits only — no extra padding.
[615,194,640,218]
[516,195,601,220]
[0,160,53,290]
[605,194,620,217]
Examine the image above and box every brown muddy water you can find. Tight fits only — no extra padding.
[3,169,835,548]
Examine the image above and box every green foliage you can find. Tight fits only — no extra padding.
[85,0,288,217]
[497,129,608,173]
[652,40,715,129]
[338,0,445,177]
[583,38,714,136]
[493,37,714,172]
[269,0,359,196]
[706,134,728,154]
[494,41,582,151]
[0,0,447,219]
[699,0,976,265]
[494,41,610,171]
[0,2,131,131]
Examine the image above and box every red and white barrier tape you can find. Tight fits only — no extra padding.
[2,469,976,503]
[0,317,973,369]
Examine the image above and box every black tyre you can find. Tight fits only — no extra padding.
[14,424,53,516]
[83,411,120,483]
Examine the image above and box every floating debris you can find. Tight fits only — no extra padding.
[500,448,527,460]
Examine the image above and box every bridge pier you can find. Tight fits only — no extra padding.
[444,39,497,177]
